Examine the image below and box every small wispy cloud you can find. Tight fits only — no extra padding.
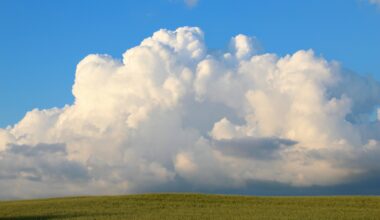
[369,0,380,5]
[184,0,199,8]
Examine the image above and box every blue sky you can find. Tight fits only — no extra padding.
[0,0,379,127]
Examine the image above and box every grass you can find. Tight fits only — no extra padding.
[0,193,379,219]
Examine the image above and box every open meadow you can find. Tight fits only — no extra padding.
[0,194,379,219]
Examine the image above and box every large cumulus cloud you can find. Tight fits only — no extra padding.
[1,27,380,198]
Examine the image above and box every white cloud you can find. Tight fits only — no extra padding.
[1,26,380,198]
[230,34,254,60]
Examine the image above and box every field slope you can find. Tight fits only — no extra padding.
[0,193,380,219]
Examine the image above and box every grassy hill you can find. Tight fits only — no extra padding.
[0,193,379,219]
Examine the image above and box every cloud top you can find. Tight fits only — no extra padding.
[1,27,380,198]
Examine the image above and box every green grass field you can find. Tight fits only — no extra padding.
[0,193,379,219]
